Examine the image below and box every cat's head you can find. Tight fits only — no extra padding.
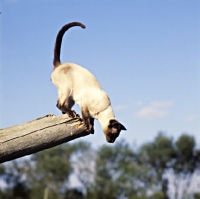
[103,119,126,143]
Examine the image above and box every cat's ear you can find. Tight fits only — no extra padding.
[119,123,126,130]
[109,119,127,131]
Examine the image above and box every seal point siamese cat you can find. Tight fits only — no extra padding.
[51,22,126,143]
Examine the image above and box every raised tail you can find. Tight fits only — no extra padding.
[53,22,86,68]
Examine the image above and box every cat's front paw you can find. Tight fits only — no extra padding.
[86,124,94,134]
[75,113,81,119]
[65,110,78,118]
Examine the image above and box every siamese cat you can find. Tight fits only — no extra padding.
[51,22,126,143]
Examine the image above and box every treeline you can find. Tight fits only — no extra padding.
[0,133,200,199]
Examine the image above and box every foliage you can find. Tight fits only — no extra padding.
[139,133,200,199]
[85,140,148,199]
[148,191,166,199]
[0,133,199,199]
[63,188,84,199]
[175,134,200,173]
[194,193,200,199]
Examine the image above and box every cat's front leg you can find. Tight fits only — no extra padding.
[81,107,94,134]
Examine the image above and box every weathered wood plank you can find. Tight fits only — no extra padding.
[0,114,89,164]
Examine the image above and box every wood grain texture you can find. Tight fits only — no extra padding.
[0,114,89,164]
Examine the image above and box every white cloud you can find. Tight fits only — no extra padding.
[135,100,173,120]
[136,107,168,120]
[186,115,197,122]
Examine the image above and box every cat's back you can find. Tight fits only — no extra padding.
[51,63,101,89]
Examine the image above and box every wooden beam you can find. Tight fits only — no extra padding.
[0,114,89,164]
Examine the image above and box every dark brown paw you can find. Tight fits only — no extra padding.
[75,113,81,118]
[90,128,94,134]
[65,110,77,118]
[86,124,94,134]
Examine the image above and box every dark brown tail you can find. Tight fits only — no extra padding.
[53,22,86,68]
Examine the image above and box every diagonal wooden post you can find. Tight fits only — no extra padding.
[0,114,90,164]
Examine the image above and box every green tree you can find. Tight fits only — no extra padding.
[0,142,90,199]
[175,134,199,173]
[139,133,176,198]
[139,133,200,199]
[85,140,148,199]
[148,191,166,199]
[1,134,199,199]
[194,193,200,199]
[173,134,200,199]
[26,145,75,199]
[64,188,84,199]
[0,161,30,199]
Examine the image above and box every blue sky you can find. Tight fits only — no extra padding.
[0,0,200,147]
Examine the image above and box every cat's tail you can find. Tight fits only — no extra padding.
[53,22,86,68]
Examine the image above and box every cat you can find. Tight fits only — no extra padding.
[51,22,126,143]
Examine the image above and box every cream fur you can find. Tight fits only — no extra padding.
[51,22,126,143]
[51,63,115,125]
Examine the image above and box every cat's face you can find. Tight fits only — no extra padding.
[103,119,126,143]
